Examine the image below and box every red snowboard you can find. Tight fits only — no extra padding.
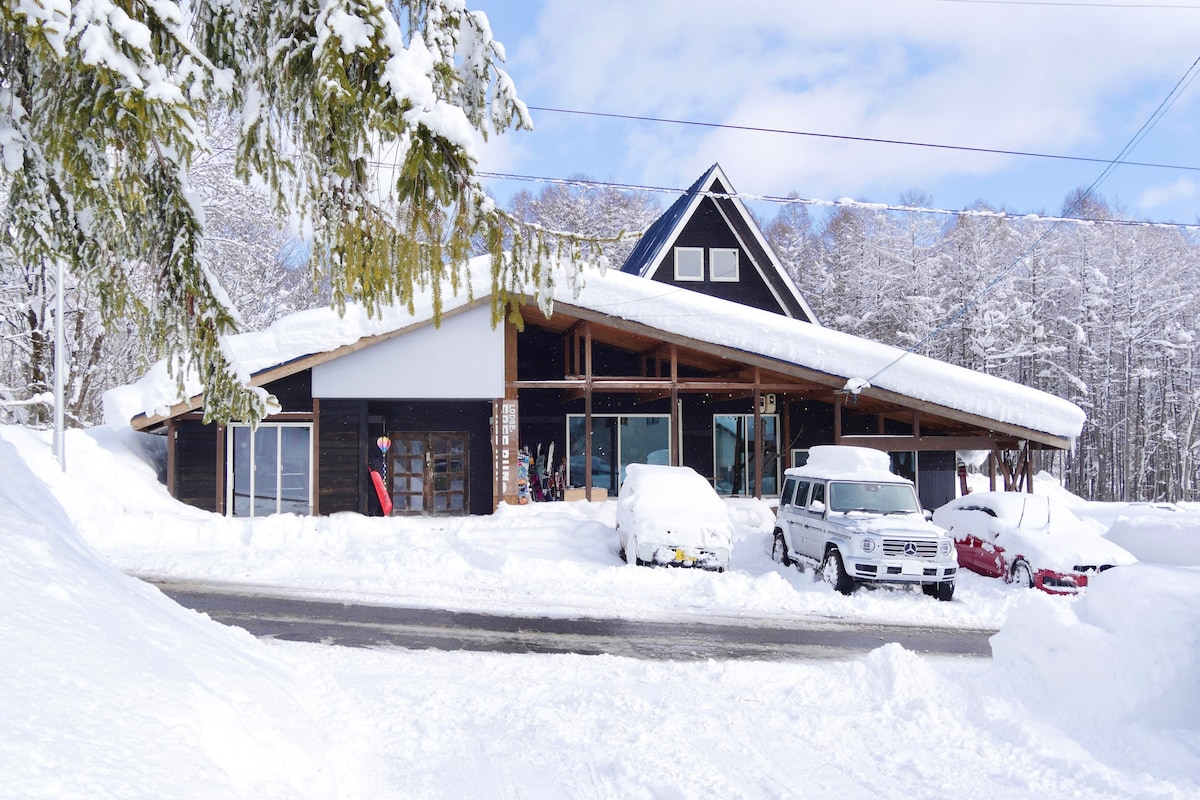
[370,468,393,515]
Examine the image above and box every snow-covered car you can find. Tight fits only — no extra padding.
[616,464,733,571]
[772,446,958,600]
[932,491,1137,594]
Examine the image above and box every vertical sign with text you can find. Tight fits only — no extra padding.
[495,399,519,501]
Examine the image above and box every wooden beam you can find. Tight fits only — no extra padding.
[839,434,1000,452]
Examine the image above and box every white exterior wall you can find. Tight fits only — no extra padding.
[311,305,504,399]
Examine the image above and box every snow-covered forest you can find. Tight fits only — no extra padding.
[767,194,1199,504]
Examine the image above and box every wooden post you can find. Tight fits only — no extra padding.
[215,423,225,514]
[753,368,762,500]
[669,343,680,466]
[166,418,177,499]
[311,397,321,516]
[584,322,593,502]
[833,394,843,444]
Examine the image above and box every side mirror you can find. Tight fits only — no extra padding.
[923,509,933,522]
[807,500,825,514]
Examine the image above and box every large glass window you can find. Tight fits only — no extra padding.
[228,423,312,516]
[567,414,671,493]
[713,414,779,496]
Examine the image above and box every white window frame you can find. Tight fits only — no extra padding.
[710,248,740,282]
[673,246,704,281]
[226,422,314,517]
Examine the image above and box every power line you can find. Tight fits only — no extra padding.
[524,106,1200,175]
[476,170,1200,231]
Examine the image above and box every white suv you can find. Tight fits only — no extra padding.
[772,446,957,601]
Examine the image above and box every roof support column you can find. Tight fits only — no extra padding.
[584,322,594,502]
[215,423,225,514]
[753,367,762,500]
[166,418,177,500]
[670,343,680,467]
[833,393,843,444]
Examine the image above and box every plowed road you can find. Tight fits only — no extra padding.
[153,581,995,660]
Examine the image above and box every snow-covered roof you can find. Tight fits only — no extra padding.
[104,256,1085,443]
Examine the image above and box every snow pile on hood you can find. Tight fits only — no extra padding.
[788,444,904,483]
[989,564,1200,785]
[0,436,353,799]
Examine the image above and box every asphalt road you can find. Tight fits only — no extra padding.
[152,580,996,661]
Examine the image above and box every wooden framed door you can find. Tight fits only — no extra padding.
[388,431,469,515]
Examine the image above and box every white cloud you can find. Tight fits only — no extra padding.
[474,0,1200,215]
[1137,176,1199,212]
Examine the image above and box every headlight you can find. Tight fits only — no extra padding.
[940,539,952,556]
[861,538,876,553]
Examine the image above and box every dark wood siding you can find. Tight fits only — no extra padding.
[174,419,218,512]
[646,194,802,317]
[319,399,366,515]
[917,451,956,511]
[269,369,314,412]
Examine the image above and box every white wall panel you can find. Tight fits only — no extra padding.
[311,305,503,399]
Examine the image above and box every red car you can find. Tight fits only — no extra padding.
[932,492,1136,594]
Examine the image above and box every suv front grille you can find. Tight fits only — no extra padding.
[882,539,939,559]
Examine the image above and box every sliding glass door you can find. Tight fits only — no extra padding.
[228,423,313,516]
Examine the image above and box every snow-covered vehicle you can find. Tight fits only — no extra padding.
[933,491,1136,594]
[616,464,732,571]
[772,446,957,600]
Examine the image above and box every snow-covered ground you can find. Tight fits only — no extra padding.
[3,424,1199,798]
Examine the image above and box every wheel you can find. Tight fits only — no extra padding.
[1010,560,1034,589]
[771,530,792,566]
[821,548,855,595]
[923,581,955,602]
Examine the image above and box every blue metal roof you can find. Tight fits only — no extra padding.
[618,164,719,276]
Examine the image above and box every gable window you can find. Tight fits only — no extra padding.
[673,247,704,281]
[710,248,739,282]
[228,422,313,516]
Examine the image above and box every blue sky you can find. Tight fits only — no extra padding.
[469,0,1200,227]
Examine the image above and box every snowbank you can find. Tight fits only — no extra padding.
[0,436,356,799]
[3,424,1199,797]
[1103,507,1200,566]
[990,564,1200,785]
